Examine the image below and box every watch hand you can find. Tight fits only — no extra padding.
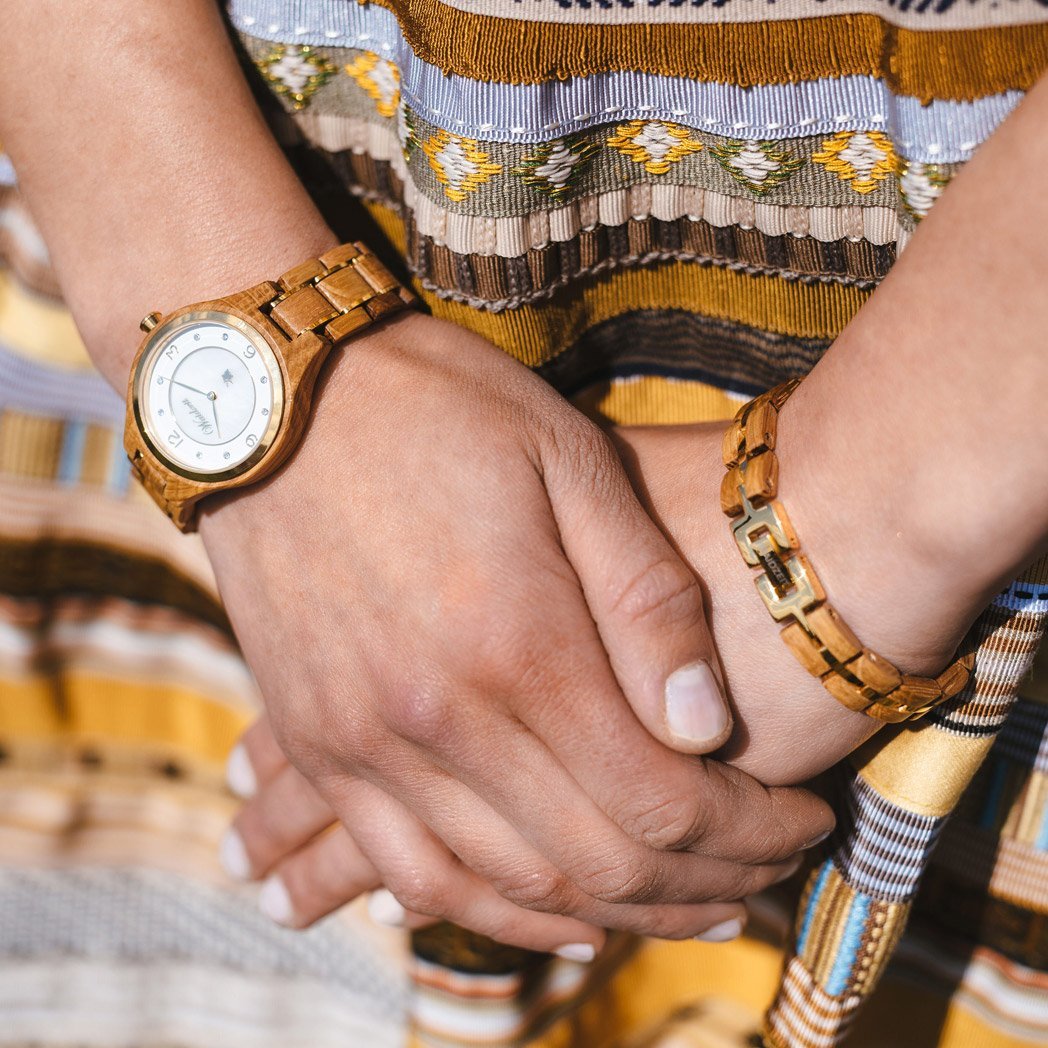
[171,380,210,398]
[211,400,221,439]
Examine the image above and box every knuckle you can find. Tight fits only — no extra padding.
[493,866,574,913]
[608,556,705,631]
[576,856,661,905]
[618,793,712,853]
[542,412,611,478]
[382,680,456,748]
[384,867,448,917]
[469,623,545,697]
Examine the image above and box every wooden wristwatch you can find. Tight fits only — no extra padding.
[124,242,416,531]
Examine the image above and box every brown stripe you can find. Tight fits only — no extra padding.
[536,309,831,399]
[0,538,231,637]
[405,213,893,310]
[371,0,1048,101]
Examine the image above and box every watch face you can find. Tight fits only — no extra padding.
[134,312,284,478]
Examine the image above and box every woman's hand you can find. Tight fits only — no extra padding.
[204,313,833,952]
[222,714,790,953]
[614,419,977,785]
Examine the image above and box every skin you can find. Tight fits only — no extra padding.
[1,0,836,951]
[226,73,1048,948]
[4,1,1047,956]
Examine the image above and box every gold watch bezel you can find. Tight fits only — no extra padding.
[131,308,286,484]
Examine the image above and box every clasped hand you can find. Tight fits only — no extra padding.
[205,314,879,954]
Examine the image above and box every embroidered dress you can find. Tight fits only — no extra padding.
[1,2,1047,1046]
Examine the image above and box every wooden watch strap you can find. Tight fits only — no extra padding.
[720,381,974,723]
[266,242,416,342]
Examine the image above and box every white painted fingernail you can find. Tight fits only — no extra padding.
[219,828,252,881]
[695,917,744,943]
[259,875,295,926]
[368,889,406,927]
[665,661,728,746]
[226,743,256,799]
[555,943,596,963]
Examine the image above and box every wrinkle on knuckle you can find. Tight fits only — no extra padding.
[543,413,609,479]
[576,856,661,905]
[385,866,447,917]
[618,793,712,853]
[608,556,704,631]
[493,866,573,913]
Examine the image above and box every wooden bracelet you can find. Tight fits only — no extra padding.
[720,380,974,723]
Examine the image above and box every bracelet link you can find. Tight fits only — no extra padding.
[721,379,975,723]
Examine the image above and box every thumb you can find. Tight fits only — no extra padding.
[541,422,732,754]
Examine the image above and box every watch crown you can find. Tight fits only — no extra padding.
[140,311,163,333]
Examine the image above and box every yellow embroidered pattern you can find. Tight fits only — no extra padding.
[344,52,401,119]
[512,136,600,200]
[607,120,703,176]
[421,132,503,202]
[812,131,897,195]
[255,45,337,111]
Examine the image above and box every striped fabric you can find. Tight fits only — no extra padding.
[2,2,1047,1047]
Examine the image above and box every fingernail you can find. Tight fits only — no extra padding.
[368,889,406,927]
[555,943,596,963]
[695,917,744,943]
[259,875,295,926]
[775,854,805,884]
[226,743,257,799]
[665,661,728,745]
[219,828,252,881]
[809,826,834,848]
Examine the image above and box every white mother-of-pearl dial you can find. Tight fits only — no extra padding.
[140,319,282,476]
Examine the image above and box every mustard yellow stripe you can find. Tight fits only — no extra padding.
[80,422,115,486]
[851,723,996,818]
[0,271,90,368]
[422,265,864,367]
[534,935,780,1048]
[373,0,1048,101]
[0,673,248,766]
[572,376,744,427]
[0,411,64,481]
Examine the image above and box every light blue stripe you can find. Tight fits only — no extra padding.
[1036,804,1048,852]
[0,342,124,425]
[825,891,871,996]
[795,859,833,955]
[56,420,87,485]
[109,434,131,495]
[229,0,1022,161]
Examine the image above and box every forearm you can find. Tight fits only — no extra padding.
[0,0,337,389]
[780,74,1048,669]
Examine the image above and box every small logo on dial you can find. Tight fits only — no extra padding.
[221,369,234,386]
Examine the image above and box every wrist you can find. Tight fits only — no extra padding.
[197,308,433,542]
[775,378,983,676]
[79,220,340,391]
